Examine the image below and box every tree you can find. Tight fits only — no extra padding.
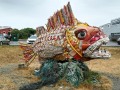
[11,28,36,39]
[11,29,20,36]
[11,29,20,41]
[20,28,36,39]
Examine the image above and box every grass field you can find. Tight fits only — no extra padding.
[0,46,23,66]
[86,47,120,77]
[0,46,120,90]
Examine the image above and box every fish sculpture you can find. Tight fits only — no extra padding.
[20,2,110,65]
[19,2,111,90]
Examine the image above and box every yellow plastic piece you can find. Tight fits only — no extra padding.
[66,29,82,57]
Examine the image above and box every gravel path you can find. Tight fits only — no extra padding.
[0,63,17,74]
[0,63,36,90]
[103,73,120,90]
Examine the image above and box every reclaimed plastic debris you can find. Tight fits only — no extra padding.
[19,2,111,90]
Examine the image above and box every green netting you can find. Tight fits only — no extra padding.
[64,62,84,87]
[38,59,60,84]
[34,59,90,87]
[58,62,68,78]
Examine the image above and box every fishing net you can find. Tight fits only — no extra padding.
[64,61,84,87]
[37,59,60,84]
[34,59,89,87]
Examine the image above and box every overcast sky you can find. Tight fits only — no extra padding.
[0,0,120,29]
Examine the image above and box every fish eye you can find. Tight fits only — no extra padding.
[78,31,86,38]
[74,29,87,40]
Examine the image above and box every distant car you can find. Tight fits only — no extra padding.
[117,38,120,45]
[0,36,10,45]
[27,35,37,44]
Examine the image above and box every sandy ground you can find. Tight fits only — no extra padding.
[0,46,120,90]
[86,47,120,90]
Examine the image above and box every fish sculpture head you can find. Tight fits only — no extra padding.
[66,23,111,61]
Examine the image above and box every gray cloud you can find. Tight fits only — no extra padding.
[0,0,120,29]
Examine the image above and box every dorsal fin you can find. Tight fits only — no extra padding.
[46,2,76,31]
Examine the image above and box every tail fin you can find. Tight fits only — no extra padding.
[20,43,37,67]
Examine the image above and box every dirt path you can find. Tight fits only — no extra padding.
[0,63,38,90]
[103,73,120,90]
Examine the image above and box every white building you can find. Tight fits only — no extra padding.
[100,18,120,38]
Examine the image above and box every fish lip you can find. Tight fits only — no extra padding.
[83,37,111,58]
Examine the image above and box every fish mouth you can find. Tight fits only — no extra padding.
[83,37,111,59]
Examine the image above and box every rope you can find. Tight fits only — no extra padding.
[66,29,82,57]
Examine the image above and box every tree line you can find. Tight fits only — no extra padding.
[10,28,36,40]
